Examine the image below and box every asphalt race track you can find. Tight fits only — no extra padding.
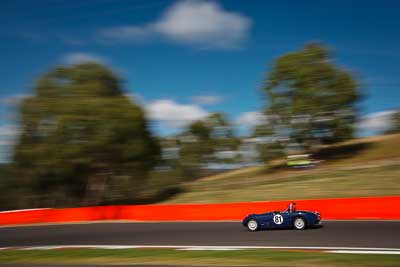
[0,221,399,248]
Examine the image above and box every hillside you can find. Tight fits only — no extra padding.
[165,134,400,203]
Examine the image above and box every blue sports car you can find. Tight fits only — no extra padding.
[242,203,321,231]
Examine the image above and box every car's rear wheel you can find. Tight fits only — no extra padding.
[247,219,258,231]
[293,217,306,230]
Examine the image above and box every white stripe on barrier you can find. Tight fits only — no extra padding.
[0,208,50,214]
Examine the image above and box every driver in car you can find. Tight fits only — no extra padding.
[286,202,296,213]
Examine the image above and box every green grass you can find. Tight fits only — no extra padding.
[0,248,399,267]
[166,134,400,204]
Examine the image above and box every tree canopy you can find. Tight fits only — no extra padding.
[13,63,160,207]
[178,112,239,176]
[264,43,360,151]
[385,110,400,134]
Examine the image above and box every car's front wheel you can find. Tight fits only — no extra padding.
[247,219,258,231]
[293,217,306,230]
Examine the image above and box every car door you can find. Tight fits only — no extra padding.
[258,212,274,229]
[270,212,285,228]
[280,212,294,228]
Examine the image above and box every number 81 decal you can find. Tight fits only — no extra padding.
[273,214,283,224]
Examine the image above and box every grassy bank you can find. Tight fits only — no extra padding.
[166,134,400,204]
[0,248,399,267]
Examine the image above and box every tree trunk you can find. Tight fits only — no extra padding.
[82,172,108,206]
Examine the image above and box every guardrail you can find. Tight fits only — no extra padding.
[0,196,399,226]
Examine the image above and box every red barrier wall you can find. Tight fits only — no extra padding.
[0,196,399,226]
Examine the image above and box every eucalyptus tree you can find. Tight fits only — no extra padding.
[13,63,160,207]
[264,43,360,151]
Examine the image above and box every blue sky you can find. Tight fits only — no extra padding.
[1,0,400,159]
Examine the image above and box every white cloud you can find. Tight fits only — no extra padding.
[62,38,87,46]
[97,0,251,49]
[98,26,154,42]
[236,111,267,128]
[357,110,397,133]
[191,95,222,105]
[0,94,29,106]
[146,99,209,128]
[63,53,105,65]
[0,124,19,163]
[0,124,18,137]
[152,0,251,48]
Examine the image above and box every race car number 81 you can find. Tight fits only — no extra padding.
[273,214,283,224]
